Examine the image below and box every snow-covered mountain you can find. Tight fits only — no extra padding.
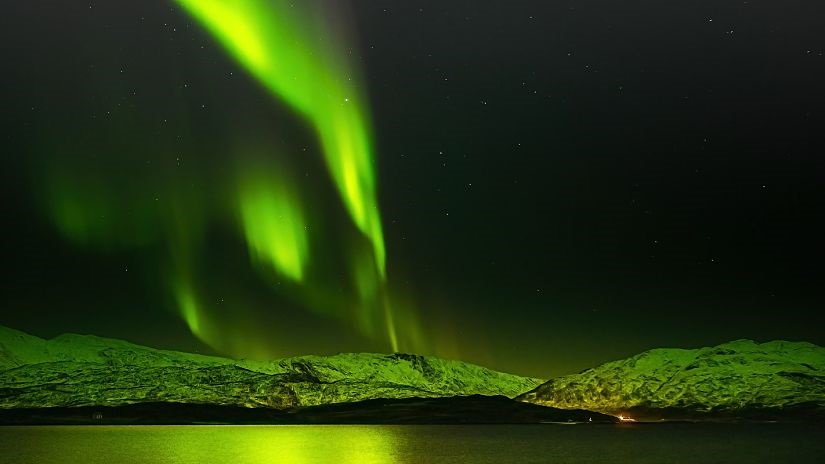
[518,339,825,420]
[0,325,542,409]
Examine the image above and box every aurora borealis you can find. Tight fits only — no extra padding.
[2,0,824,378]
[174,0,387,276]
[22,0,410,358]
[172,0,397,350]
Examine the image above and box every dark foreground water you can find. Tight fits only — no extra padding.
[1,424,823,463]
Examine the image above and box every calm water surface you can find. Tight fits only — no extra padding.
[1,424,823,463]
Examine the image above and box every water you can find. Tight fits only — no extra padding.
[1,424,823,463]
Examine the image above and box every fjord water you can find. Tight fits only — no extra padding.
[1,424,823,463]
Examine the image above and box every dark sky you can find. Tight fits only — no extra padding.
[1,0,824,378]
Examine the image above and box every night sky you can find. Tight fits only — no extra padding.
[2,1,824,378]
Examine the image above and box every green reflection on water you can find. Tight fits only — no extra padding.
[1,424,823,464]
[168,425,399,464]
[3,425,400,464]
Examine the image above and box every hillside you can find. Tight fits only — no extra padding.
[518,339,825,420]
[0,325,542,410]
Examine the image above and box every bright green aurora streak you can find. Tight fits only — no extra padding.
[173,0,397,350]
[40,0,408,357]
[175,0,385,277]
[238,172,309,282]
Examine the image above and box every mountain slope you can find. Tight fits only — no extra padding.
[518,339,825,420]
[0,325,542,410]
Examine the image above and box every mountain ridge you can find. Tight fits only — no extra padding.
[517,339,825,420]
[0,325,542,410]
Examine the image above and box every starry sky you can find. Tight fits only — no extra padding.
[1,0,824,378]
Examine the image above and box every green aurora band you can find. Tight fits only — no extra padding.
[173,0,398,350]
[40,0,411,356]
[237,171,309,283]
[174,0,386,278]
